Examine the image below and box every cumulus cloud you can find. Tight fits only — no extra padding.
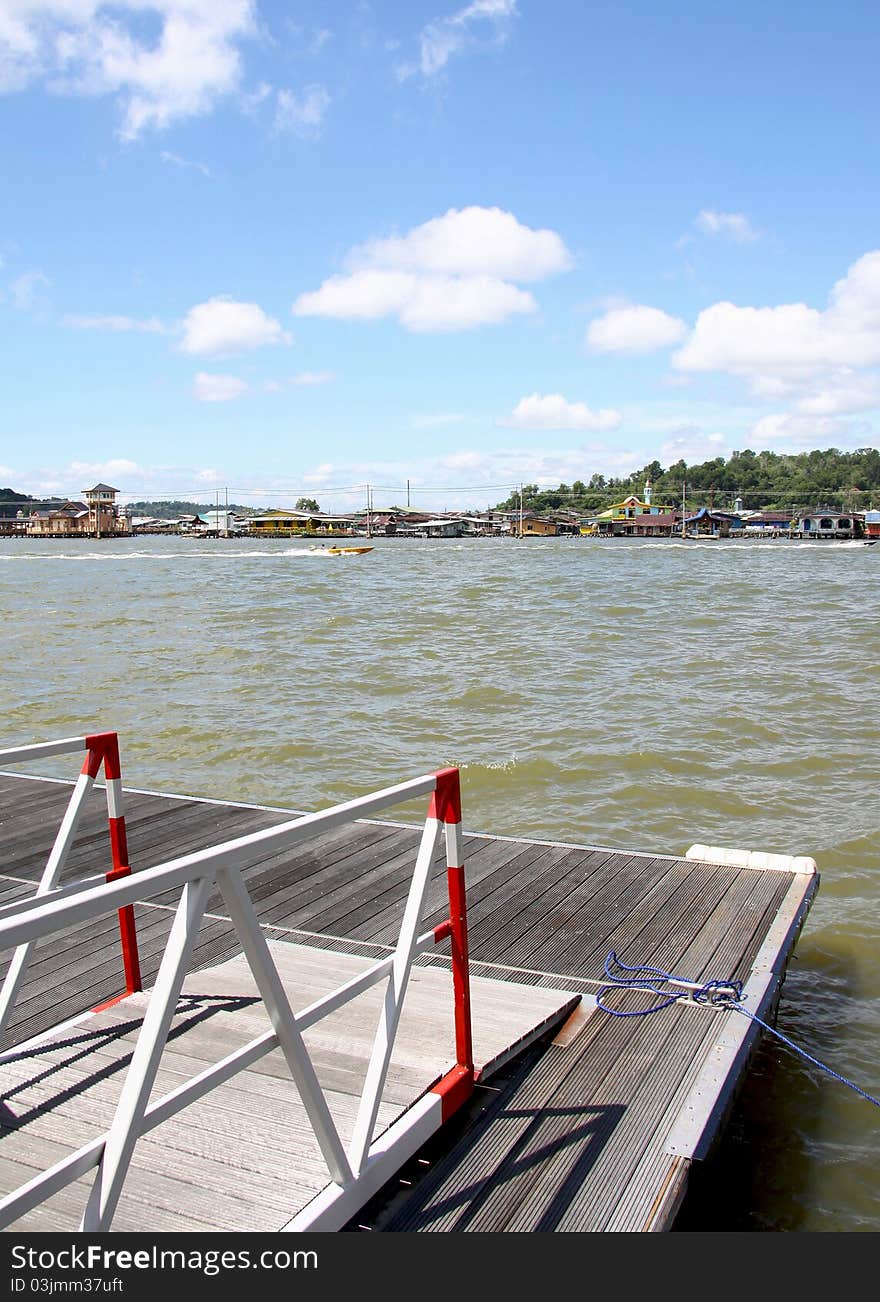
[293,206,569,332]
[0,2,257,139]
[193,372,248,402]
[744,412,858,451]
[294,269,535,332]
[586,304,687,354]
[499,393,622,432]
[694,210,759,243]
[68,458,143,483]
[273,84,330,138]
[180,297,291,356]
[673,250,880,384]
[793,374,880,416]
[351,205,571,282]
[398,0,518,80]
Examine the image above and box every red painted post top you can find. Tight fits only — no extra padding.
[429,767,461,824]
[83,732,122,780]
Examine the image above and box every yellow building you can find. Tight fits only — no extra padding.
[513,513,557,537]
[581,487,674,537]
[248,510,355,537]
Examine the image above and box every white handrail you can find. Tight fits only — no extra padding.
[0,758,472,1233]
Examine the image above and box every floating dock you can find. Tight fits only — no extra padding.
[0,741,818,1233]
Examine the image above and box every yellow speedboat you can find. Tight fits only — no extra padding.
[309,544,374,555]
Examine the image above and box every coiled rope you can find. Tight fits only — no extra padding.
[597,950,880,1109]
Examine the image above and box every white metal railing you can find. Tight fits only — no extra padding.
[0,732,142,1045]
[0,760,473,1232]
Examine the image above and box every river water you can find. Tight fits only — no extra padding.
[1,533,878,1231]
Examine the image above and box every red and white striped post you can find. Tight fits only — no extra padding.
[84,732,142,996]
[429,767,475,1119]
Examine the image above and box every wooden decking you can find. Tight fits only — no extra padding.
[0,771,819,1233]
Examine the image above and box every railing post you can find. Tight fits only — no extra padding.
[86,732,142,994]
[432,768,474,1106]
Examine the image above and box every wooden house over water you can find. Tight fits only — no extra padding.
[513,511,557,537]
[248,510,357,538]
[11,485,130,538]
[795,508,861,540]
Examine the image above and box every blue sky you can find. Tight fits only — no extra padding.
[2,1,879,513]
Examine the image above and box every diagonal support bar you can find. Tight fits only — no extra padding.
[347,815,444,1175]
[215,866,353,1186]
[79,876,213,1231]
[0,770,96,1042]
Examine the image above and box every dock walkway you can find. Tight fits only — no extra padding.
[0,771,818,1233]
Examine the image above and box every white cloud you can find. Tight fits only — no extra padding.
[673,251,880,385]
[499,393,622,432]
[745,412,854,451]
[674,301,825,376]
[67,458,143,484]
[403,274,534,332]
[64,313,167,333]
[294,268,534,332]
[160,150,211,177]
[293,206,568,333]
[262,371,334,391]
[11,460,239,501]
[273,84,330,138]
[694,210,759,243]
[794,375,880,416]
[398,0,518,80]
[180,297,291,356]
[193,371,248,402]
[659,429,728,465]
[0,2,257,139]
[10,269,50,309]
[351,206,571,282]
[240,79,271,116]
[586,304,687,354]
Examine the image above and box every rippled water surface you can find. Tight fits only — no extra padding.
[2,533,878,1230]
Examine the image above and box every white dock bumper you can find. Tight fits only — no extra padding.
[685,844,818,874]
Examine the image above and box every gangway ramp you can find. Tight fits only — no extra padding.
[0,940,579,1233]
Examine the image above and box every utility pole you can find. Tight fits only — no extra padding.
[366,485,372,538]
[519,483,524,538]
[224,486,229,538]
[407,478,410,509]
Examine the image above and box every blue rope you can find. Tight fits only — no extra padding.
[595,951,743,1016]
[596,950,880,1109]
